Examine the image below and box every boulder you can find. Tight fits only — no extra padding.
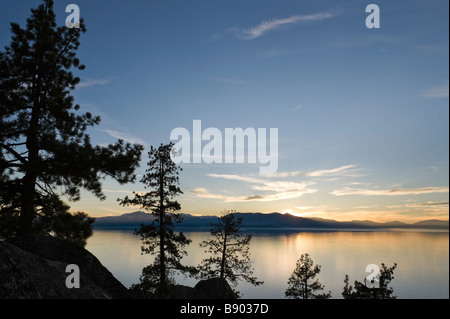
[168,278,237,299]
[1,234,129,299]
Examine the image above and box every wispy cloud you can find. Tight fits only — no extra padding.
[190,188,228,200]
[207,174,263,184]
[100,129,146,145]
[387,201,449,208]
[416,201,449,206]
[77,78,111,88]
[191,174,317,202]
[284,203,448,223]
[383,201,449,222]
[425,165,439,173]
[353,205,379,209]
[229,11,337,40]
[267,164,361,178]
[331,186,449,196]
[421,84,449,98]
[306,165,361,177]
[290,105,304,112]
[267,170,303,178]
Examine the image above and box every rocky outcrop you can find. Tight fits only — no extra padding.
[168,278,237,299]
[1,234,239,299]
[0,235,129,299]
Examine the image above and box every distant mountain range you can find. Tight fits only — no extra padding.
[93,211,449,231]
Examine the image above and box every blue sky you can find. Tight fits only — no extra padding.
[1,0,448,221]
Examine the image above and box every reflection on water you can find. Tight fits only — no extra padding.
[86,229,449,299]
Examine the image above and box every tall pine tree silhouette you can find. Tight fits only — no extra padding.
[120,143,195,298]
[0,0,143,238]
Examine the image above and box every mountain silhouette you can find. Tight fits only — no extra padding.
[93,212,449,231]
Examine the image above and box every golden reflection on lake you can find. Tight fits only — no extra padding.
[86,229,449,299]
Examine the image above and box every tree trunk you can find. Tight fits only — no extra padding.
[220,220,228,279]
[159,157,167,298]
[18,55,42,235]
[18,117,39,235]
[18,173,36,235]
[19,113,39,235]
[304,276,308,299]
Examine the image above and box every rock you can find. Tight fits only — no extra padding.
[1,234,129,299]
[167,283,196,299]
[167,278,237,299]
[194,278,237,299]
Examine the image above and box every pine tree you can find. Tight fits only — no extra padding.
[197,210,263,297]
[0,0,143,240]
[342,263,397,299]
[285,253,331,299]
[120,143,194,298]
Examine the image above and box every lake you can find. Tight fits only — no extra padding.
[86,228,449,299]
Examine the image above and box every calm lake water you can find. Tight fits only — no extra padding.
[86,228,449,299]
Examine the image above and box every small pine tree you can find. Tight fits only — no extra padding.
[197,210,263,297]
[342,263,397,299]
[285,253,331,299]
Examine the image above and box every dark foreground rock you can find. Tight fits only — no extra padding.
[1,234,129,299]
[168,278,237,299]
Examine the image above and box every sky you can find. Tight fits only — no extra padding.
[1,0,448,222]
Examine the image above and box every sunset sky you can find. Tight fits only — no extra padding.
[1,0,448,222]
